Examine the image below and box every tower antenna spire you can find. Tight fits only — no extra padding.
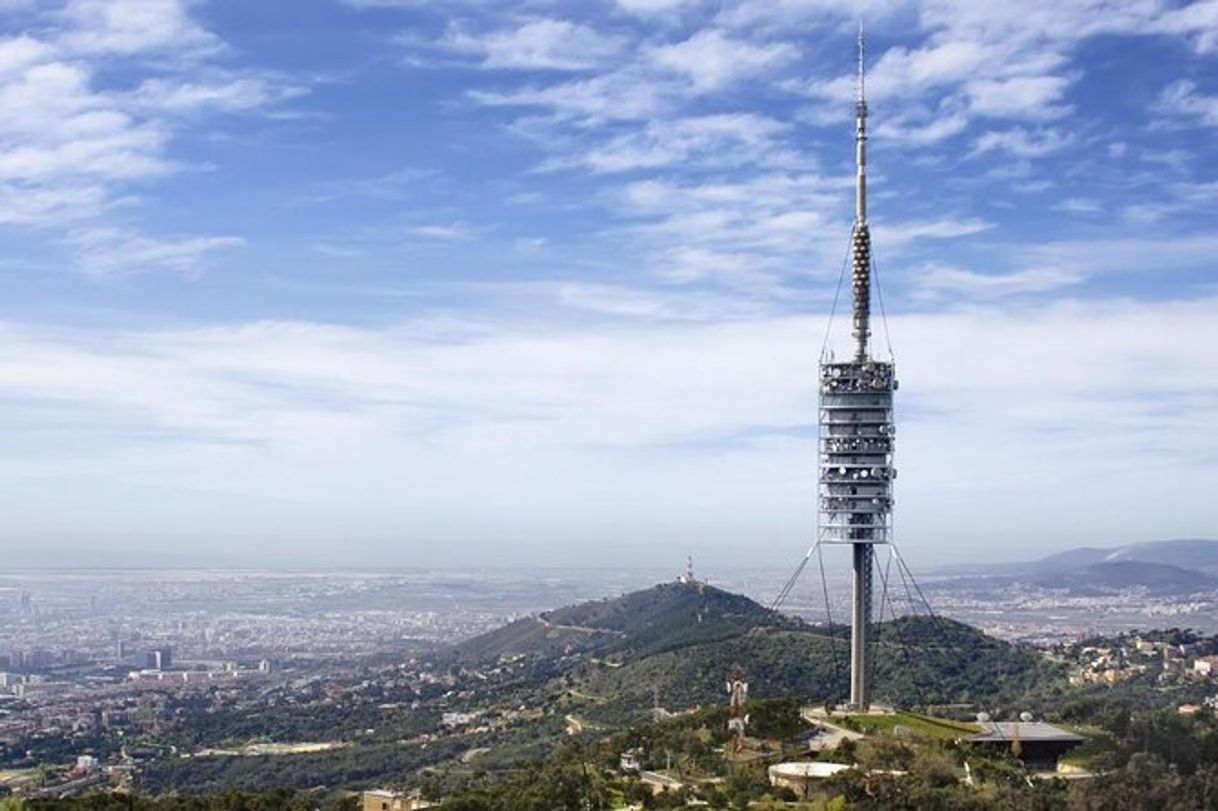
[857,23,866,107]
[850,25,872,362]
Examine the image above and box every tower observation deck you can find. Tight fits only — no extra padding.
[819,29,896,712]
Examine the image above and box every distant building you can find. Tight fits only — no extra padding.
[361,789,433,811]
[1193,655,1218,676]
[440,712,477,729]
[146,647,172,671]
[968,721,1085,770]
[639,771,684,796]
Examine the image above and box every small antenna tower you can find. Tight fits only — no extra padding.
[726,667,749,754]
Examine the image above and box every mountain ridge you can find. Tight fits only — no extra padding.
[930,535,1218,594]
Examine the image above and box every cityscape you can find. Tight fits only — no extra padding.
[5,554,1218,800]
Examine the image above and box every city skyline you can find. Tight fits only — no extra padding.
[0,1,1216,567]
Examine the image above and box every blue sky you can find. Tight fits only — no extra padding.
[0,0,1216,568]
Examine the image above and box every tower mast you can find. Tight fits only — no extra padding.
[819,27,895,712]
[851,25,872,363]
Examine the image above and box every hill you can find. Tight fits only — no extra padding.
[451,581,798,663]
[451,582,1060,727]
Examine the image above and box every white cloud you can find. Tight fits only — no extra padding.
[1146,0,1218,54]
[1021,234,1218,275]
[1157,79,1218,128]
[876,217,994,243]
[914,262,1085,298]
[438,18,625,71]
[552,113,792,173]
[470,71,668,122]
[0,34,52,74]
[556,282,766,320]
[609,173,850,289]
[0,182,110,225]
[411,223,474,240]
[129,75,307,114]
[965,74,1071,119]
[66,227,242,277]
[717,0,907,30]
[788,0,1218,159]
[58,0,220,57]
[971,127,1071,158]
[866,40,994,100]
[0,296,1216,560]
[648,28,795,90]
[617,0,702,15]
[875,111,969,146]
[1052,197,1102,214]
[654,245,782,290]
[0,0,304,273]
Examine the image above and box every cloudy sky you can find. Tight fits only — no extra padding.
[0,0,1216,569]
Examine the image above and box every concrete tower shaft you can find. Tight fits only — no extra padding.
[818,28,896,712]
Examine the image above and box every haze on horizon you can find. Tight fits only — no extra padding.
[0,0,1215,570]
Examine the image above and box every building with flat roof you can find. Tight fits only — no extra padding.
[968,721,1085,770]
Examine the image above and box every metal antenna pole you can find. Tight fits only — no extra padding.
[851,24,872,365]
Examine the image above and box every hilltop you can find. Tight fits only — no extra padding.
[451,580,799,663]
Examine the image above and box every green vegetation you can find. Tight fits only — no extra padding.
[843,711,980,740]
[132,584,1068,795]
[451,582,798,663]
[23,698,1218,809]
[570,616,1060,727]
[21,791,355,811]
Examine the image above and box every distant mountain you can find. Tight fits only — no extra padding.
[932,539,1218,595]
[1036,561,1218,594]
[451,581,798,663]
[1100,540,1218,575]
[1024,547,1112,576]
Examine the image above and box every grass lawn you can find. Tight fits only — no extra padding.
[846,711,980,740]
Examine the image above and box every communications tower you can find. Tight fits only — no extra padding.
[819,30,896,712]
[726,667,749,753]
